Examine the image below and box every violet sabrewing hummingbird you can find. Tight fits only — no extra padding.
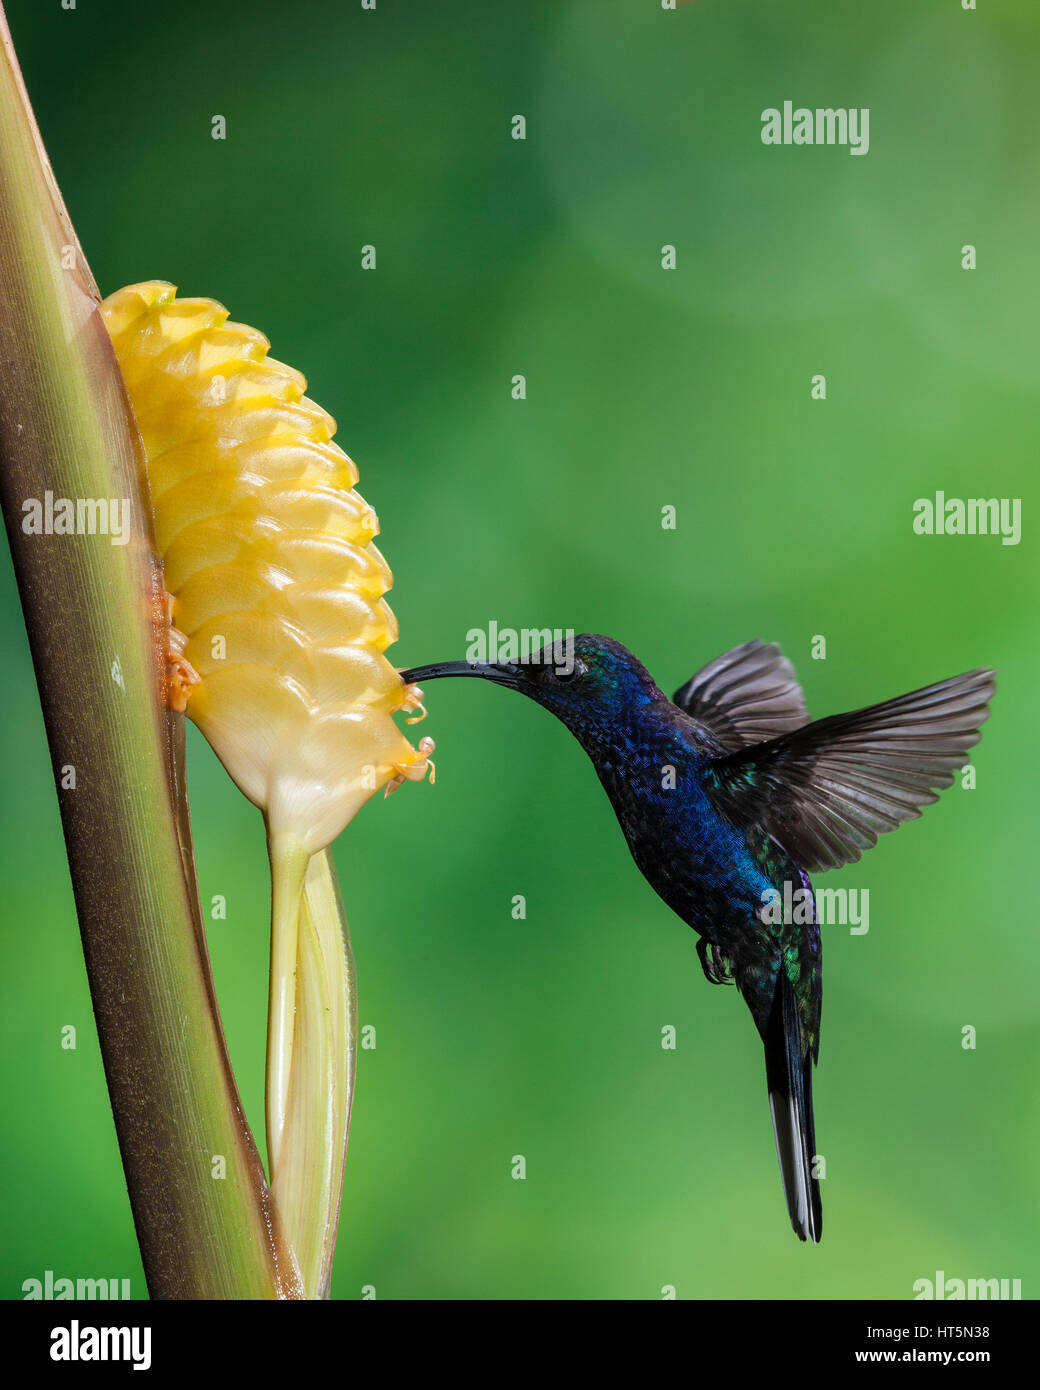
[401,636,995,1243]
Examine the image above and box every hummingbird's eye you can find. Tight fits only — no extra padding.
[553,658,587,683]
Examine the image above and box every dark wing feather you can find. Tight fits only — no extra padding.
[673,640,810,752]
[701,668,996,872]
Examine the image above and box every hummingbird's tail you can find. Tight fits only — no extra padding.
[764,971,822,1243]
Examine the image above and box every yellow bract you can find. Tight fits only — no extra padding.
[102,280,429,853]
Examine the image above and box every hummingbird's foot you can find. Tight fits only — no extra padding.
[697,936,734,987]
[384,737,436,797]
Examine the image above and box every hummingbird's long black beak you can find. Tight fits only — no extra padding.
[400,659,522,688]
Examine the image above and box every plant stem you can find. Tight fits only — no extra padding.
[266,832,311,1181]
[268,845,358,1298]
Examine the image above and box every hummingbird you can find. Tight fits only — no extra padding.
[401,637,995,1243]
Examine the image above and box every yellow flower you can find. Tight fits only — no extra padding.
[102,281,431,855]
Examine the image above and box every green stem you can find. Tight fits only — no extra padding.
[266,832,311,1181]
[267,845,358,1298]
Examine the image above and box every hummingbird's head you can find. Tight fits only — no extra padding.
[401,634,665,744]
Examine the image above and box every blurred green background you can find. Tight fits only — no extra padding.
[2,0,1037,1300]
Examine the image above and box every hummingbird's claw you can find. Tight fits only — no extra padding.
[697,936,734,987]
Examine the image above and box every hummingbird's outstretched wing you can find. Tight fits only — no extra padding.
[700,668,996,872]
[672,640,811,751]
